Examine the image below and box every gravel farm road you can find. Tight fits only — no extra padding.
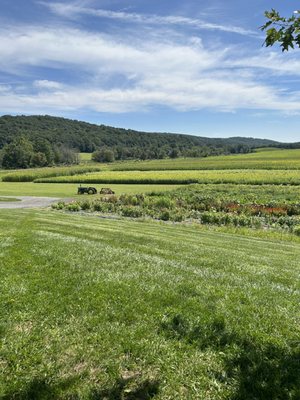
[0,196,61,209]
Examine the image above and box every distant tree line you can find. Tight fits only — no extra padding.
[91,143,253,163]
[0,136,78,169]
[0,115,295,167]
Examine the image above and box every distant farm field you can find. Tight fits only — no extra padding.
[79,152,92,162]
[0,209,299,399]
[110,148,300,170]
[36,169,300,185]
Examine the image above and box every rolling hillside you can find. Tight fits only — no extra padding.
[0,115,280,157]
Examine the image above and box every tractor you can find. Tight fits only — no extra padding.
[77,186,97,195]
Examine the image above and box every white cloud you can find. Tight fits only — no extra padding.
[34,80,64,89]
[0,24,300,114]
[1,78,300,115]
[0,26,224,76]
[229,51,300,77]
[40,1,257,36]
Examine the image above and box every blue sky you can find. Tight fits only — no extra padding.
[1,0,300,142]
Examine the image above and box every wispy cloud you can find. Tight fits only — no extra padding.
[0,26,224,76]
[34,80,64,90]
[0,23,300,115]
[40,1,257,36]
[229,51,300,76]
[2,82,300,115]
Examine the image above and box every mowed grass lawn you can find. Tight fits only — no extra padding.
[0,182,182,198]
[0,210,299,399]
[0,197,19,202]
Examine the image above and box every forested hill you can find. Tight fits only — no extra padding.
[0,114,286,160]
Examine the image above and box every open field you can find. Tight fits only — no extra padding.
[1,149,300,399]
[0,182,182,198]
[36,169,300,185]
[110,148,300,170]
[79,153,93,162]
[0,209,299,399]
[2,148,299,186]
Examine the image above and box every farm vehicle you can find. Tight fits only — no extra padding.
[77,186,97,195]
[99,188,115,195]
[77,186,115,195]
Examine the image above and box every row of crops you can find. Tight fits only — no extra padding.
[1,148,300,182]
[34,169,300,185]
[52,184,300,233]
[1,165,102,182]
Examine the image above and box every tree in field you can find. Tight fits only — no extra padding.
[169,148,180,159]
[262,9,300,51]
[0,136,79,169]
[30,152,48,167]
[33,138,54,165]
[92,148,115,163]
[53,145,79,165]
[2,136,34,169]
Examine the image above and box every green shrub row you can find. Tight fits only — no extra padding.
[2,165,102,182]
[52,189,300,232]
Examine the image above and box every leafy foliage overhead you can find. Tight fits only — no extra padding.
[262,9,300,51]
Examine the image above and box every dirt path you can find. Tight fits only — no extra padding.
[0,196,61,209]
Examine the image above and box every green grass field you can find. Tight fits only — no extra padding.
[0,197,19,202]
[110,148,300,170]
[0,182,182,198]
[1,148,300,399]
[0,209,299,399]
[36,169,300,185]
[79,152,92,161]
